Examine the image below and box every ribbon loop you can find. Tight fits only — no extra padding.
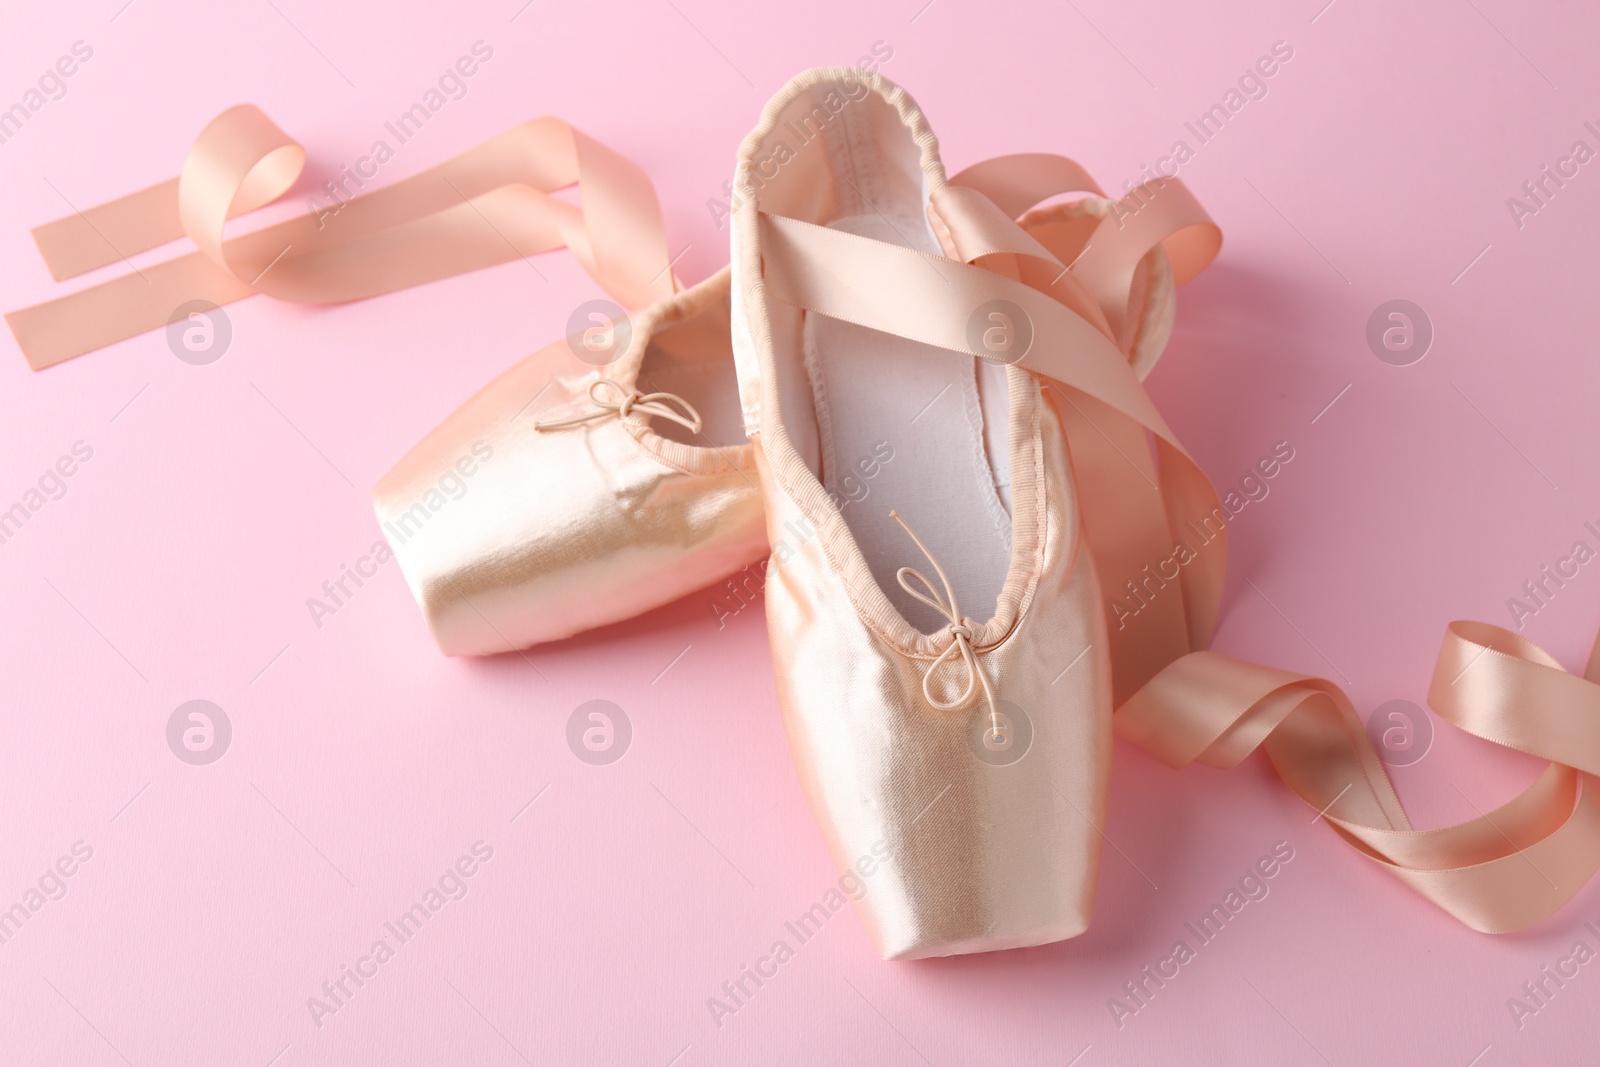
[8,107,679,370]
[178,104,306,271]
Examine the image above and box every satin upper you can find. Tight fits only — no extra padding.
[753,393,1112,959]
[731,68,1117,959]
[373,272,766,655]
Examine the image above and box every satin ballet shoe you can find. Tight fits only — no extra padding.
[373,268,767,655]
[729,68,1220,958]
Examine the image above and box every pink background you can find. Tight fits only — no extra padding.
[3,0,1598,1063]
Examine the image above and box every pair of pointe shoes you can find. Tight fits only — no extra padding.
[374,68,1219,959]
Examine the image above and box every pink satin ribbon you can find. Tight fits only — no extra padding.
[1121,627,1600,932]
[958,165,1600,933]
[6,105,677,369]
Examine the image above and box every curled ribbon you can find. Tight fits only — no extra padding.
[943,158,1600,932]
[1117,623,1600,933]
[7,104,679,369]
[954,158,1600,933]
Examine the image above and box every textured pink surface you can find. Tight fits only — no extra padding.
[2,0,1598,1063]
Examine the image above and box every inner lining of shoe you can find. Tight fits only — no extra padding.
[635,288,745,449]
[760,81,1014,634]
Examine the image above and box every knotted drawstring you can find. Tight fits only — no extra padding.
[532,378,703,433]
[889,510,1003,743]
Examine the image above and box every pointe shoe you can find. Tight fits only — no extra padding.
[373,269,767,655]
[729,69,1220,958]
